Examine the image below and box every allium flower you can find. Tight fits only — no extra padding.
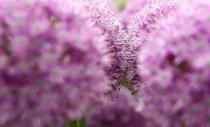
[0,0,110,126]
[139,1,210,126]
[87,88,146,127]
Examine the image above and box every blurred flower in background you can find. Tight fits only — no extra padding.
[139,0,210,126]
[0,0,110,126]
[87,88,146,127]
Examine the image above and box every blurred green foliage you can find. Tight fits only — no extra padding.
[112,0,128,11]
[67,118,86,127]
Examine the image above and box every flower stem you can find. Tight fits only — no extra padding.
[77,120,80,127]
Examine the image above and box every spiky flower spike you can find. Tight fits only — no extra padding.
[83,0,139,95]
[128,0,180,42]
[139,0,210,126]
[84,0,180,97]
[0,0,110,126]
[120,0,149,26]
[83,0,122,41]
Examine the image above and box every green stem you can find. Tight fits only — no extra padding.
[77,120,80,127]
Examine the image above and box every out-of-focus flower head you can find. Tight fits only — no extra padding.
[87,88,146,127]
[0,0,110,126]
[139,1,210,126]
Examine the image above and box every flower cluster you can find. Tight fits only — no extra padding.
[139,0,210,126]
[0,0,110,126]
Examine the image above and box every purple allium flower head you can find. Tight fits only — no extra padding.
[0,0,110,126]
[87,88,146,127]
[138,1,210,126]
